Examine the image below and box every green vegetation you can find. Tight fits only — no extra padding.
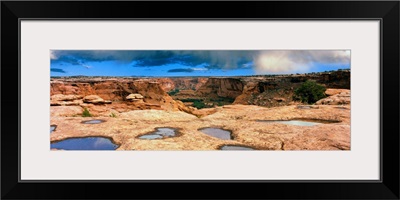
[179,97,234,109]
[167,89,180,96]
[109,113,117,118]
[293,80,326,104]
[192,101,206,109]
[209,97,235,103]
[180,98,203,102]
[82,108,92,117]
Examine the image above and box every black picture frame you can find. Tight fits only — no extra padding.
[1,1,399,199]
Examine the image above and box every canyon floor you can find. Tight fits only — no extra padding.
[50,104,350,150]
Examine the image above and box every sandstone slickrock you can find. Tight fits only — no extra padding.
[50,73,350,150]
[316,90,350,105]
[325,88,349,96]
[126,93,144,103]
[50,79,197,114]
[50,104,350,150]
[190,108,219,118]
[50,94,84,106]
[51,94,83,101]
[50,106,83,117]
[83,95,108,104]
[51,100,83,106]
[296,105,319,109]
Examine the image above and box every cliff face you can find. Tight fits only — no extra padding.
[50,79,187,111]
[232,71,350,106]
[233,79,295,106]
[50,70,350,110]
[287,70,350,89]
[196,78,244,99]
[152,78,208,92]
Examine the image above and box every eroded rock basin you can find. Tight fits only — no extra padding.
[50,125,57,133]
[256,119,339,126]
[138,128,178,140]
[50,105,351,150]
[199,128,232,140]
[50,137,118,150]
[81,119,105,124]
[220,145,254,150]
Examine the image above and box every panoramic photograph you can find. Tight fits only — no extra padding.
[50,50,351,150]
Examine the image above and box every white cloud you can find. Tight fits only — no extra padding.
[50,50,57,60]
[80,63,92,69]
[253,50,350,74]
[191,68,208,71]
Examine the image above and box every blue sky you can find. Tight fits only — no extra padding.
[50,50,350,77]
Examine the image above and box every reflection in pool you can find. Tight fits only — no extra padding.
[50,137,118,150]
[50,125,57,133]
[199,128,232,140]
[296,105,311,109]
[138,128,178,140]
[81,120,105,124]
[256,119,339,126]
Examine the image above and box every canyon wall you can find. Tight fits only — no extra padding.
[51,70,350,109]
[233,70,350,106]
[155,78,208,92]
[195,78,244,99]
[50,79,189,112]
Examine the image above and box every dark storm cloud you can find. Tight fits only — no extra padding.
[50,50,350,73]
[50,68,67,73]
[167,68,194,73]
[51,50,255,69]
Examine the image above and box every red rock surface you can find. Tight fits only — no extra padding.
[50,104,350,150]
[156,78,208,92]
[316,90,350,105]
[50,79,190,112]
[50,73,350,150]
[196,78,244,99]
[325,88,349,96]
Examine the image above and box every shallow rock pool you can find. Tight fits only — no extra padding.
[50,125,57,133]
[50,137,118,150]
[199,128,232,140]
[256,119,339,126]
[220,145,254,150]
[81,119,106,124]
[138,128,178,140]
